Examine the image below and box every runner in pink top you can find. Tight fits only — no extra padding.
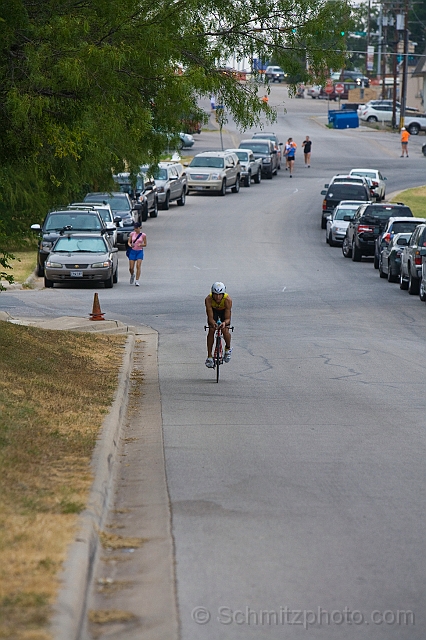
[127,222,147,286]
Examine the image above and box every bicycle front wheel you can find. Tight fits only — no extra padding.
[216,336,221,382]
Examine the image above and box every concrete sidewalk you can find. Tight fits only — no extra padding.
[1,312,178,640]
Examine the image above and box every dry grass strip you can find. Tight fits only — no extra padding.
[0,322,127,640]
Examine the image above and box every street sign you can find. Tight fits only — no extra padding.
[324,84,334,94]
[335,83,345,94]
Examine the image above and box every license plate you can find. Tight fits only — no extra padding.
[194,186,204,191]
[70,271,83,277]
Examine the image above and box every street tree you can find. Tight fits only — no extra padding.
[0,0,351,251]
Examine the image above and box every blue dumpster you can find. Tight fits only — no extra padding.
[328,109,341,125]
[332,111,359,129]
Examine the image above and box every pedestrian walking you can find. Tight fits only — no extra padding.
[400,127,409,157]
[302,136,312,167]
[127,221,146,287]
[284,138,296,177]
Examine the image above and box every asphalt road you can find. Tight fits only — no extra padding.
[2,85,426,639]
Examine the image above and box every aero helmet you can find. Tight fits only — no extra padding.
[211,282,226,294]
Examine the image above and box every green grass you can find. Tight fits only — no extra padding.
[391,185,426,218]
[1,251,37,284]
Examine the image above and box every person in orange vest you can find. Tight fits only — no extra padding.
[261,94,269,105]
[400,127,410,157]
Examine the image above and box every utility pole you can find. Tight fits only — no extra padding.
[399,0,409,130]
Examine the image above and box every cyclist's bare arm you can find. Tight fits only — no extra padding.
[223,296,232,327]
[205,296,216,328]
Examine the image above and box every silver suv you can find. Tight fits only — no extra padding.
[225,148,262,187]
[264,66,286,83]
[186,151,241,196]
[142,162,187,209]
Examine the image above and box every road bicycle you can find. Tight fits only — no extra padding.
[204,319,234,382]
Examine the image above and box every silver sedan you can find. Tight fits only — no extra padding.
[44,233,118,288]
[326,201,365,246]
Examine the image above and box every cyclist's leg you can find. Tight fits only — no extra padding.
[206,326,215,358]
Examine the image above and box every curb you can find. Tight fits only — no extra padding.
[1,314,178,640]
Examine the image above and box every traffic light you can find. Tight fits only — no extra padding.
[340,30,345,36]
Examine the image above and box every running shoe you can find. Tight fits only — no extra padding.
[205,357,214,368]
[130,274,135,285]
[224,348,232,363]
[135,281,140,286]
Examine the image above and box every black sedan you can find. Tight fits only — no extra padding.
[378,233,411,282]
[44,234,118,288]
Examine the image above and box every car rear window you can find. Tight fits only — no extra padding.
[391,221,421,233]
[327,185,368,200]
[364,205,412,219]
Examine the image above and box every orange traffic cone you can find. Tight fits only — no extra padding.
[89,292,105,321]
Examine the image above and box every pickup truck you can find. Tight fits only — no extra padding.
[403,113,426,135]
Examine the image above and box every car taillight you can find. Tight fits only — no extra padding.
[383,233,391,244]
[358,224,374,233]
[415,252,422,265]
[323,200,327,210]
[372,181,378,187]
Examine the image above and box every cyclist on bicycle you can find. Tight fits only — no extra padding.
[205,282,232,368]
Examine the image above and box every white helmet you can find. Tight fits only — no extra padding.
[211,282,226,294]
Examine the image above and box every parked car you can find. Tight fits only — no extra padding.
[342,203,413,262]
[251,132,283,168]
[321,181,371,229]
[264,66,286,83]
[399,223,426,294]
[224,148,262,186]
[419,248,426,301]
[113,173,158,220]
[357,100,419,116]
[179,132,195,148]
[31,209,108,276]
[68,202,120,246]
[379,233,411,282]
[349,169,387,201]
[186,151,241,195]
[44,233,118,289]
[307,85,322,98]
[374,214,421,269]
[402,113,426,135]
[238,138,278,179]
[325,174,370,189]
[83,192,140,246]
[325,200,365,246]
[141,162,187,209]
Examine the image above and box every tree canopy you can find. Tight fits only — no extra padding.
[0,0,351,245]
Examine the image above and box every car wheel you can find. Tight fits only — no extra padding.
[219,180,226,196]
[162,193,170,210]
[244,174,251,187]
[367,116,378,122]
[254,168,261,184]
[408,123,420,135]
[420,281,426,302]
[37,262,44,277]
[351,240,362,262]
[104,273,114,289]
[373,253,379,269]
[328,233,336,247]
[408,271,420,295]
[342,236,352,258]
[267,169,273,179]
[231,177,240,193]
[326,231,329,244]
[141,204,148,222]
[113,267,118,284]
[177,190,186,206]
[44,276,53,288]
[150,198,158,218]
[399,271,409,290]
